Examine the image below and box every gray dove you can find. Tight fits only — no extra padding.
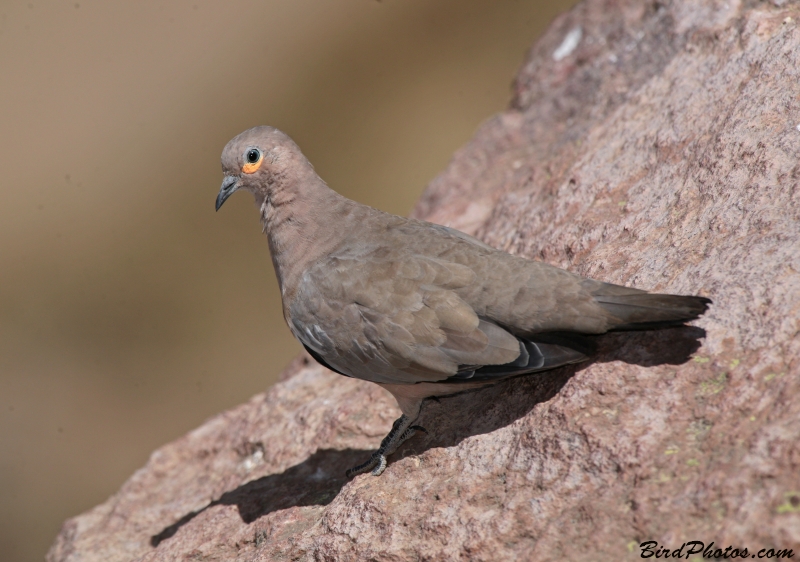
[215,126,711,477]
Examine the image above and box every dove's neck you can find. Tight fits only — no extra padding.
[257,170,354,299]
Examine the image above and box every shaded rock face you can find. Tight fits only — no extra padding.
[49,0,800,560]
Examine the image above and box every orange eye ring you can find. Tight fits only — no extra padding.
[242,148,264,174]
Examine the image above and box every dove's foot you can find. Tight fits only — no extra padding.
[346,414,426,477]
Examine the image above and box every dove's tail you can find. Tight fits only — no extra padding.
[591,285,712,331]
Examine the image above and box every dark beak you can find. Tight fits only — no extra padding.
[216,175,239,211]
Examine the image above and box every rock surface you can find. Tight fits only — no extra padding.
[49,0,800,560]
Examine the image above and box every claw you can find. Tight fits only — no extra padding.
[345,452,381,478]
[346,411,428,478]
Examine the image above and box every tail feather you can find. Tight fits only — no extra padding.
[594,292,711,330]
[433,284,711,385]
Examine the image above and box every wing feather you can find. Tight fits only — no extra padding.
[290,253,523,384]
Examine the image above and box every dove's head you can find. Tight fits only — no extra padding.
[216,126,311,211]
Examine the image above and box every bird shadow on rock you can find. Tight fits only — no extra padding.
[152,326,705,547]
[150,447,370,547]
[395,326,706,468]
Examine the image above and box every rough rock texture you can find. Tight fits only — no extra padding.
[49,0,800,560]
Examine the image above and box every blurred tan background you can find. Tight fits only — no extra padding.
[0,1,575,560]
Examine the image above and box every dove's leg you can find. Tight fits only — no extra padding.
[346,409,427,478]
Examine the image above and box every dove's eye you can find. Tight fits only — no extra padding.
[242,148,263,174]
